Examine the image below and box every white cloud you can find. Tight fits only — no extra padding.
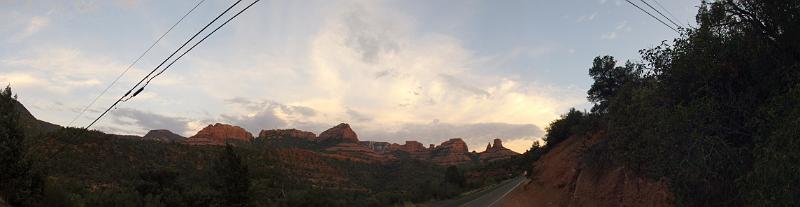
[12,16,49,40]
[1,48,129,94]
[601,32,617,39]
[576,12,598,23]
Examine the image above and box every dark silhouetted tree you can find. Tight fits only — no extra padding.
[444,166,465,188]
[587,56,643,113]
[542,108,585,149]
[211,144,250,207]
[0,85,43,206]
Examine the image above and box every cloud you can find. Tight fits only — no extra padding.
[1,48,125,94]
[601,20,632,40]
[342,5,398,64]
[108,108,189,135]
[221,97,320,133]
[12,16,49,40]
[601,32,617,39]
[576,12,598,23]
[438,74,491,98]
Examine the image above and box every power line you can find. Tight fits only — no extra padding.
[140,0,262,91]
[651,0,683,27]
[121,0,244,103]
[86,0,245,129]
[624,0,679,33]
[68,0,206,127]
[639,0,681,28]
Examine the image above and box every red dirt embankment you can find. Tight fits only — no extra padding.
[499,132,673,207]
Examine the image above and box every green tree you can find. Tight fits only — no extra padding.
[211,144,250,207]
[587,56,643,113]
[0,85,43,206]
[542,108,585,149]
[581,0,800,205]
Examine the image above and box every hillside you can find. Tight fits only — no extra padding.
[497,1,800,206]
[500,131,672,206]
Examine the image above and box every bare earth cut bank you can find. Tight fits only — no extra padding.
[499,131,673,207]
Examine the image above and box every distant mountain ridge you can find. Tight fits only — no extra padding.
[14,98,520,166]
[167,121,519,165]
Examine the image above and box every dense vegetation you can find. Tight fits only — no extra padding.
[541,0,800,206]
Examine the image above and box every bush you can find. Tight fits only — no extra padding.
[542,108,587,150]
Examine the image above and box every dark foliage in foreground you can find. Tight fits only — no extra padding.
[538,0,800,206]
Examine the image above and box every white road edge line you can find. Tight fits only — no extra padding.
[459,177,526,207]
[487,177,526,207]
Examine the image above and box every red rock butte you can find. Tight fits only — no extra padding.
[318,123,359,143]
[185,123,254,146]
[180,122,520,165]
[430,138,474,166]
[479,138,520,162]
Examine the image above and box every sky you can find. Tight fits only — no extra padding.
[0,0,699,153]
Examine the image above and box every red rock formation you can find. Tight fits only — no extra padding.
[324,143,389,163]
[318,123,359,143]
[431,138,474,166]
[185,123,254,145]
[387,141,431,159]
[259,129,316,141]
[479,138,520,162]
[359,141,392,153]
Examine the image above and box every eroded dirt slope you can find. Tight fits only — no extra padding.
[499,132,673,207]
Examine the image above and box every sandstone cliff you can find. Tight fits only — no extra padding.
[185,123,254,145]
[387,141,431,159]
[318,123,359,143]
[430,138,474,166]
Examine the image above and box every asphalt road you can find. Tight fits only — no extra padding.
[432,176,528,207]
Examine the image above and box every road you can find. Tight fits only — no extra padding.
[432,176,528,207]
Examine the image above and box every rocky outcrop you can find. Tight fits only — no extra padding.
[325,143,389,163]
[143,129,185,143]
[185,123,253,145]
[430,138,474,166]
[388,141,431,159]
[479,138,520,162]
[499,132,673,207]
[318,123,359,143]
[359,141,392,153]
[259,129,316,141]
